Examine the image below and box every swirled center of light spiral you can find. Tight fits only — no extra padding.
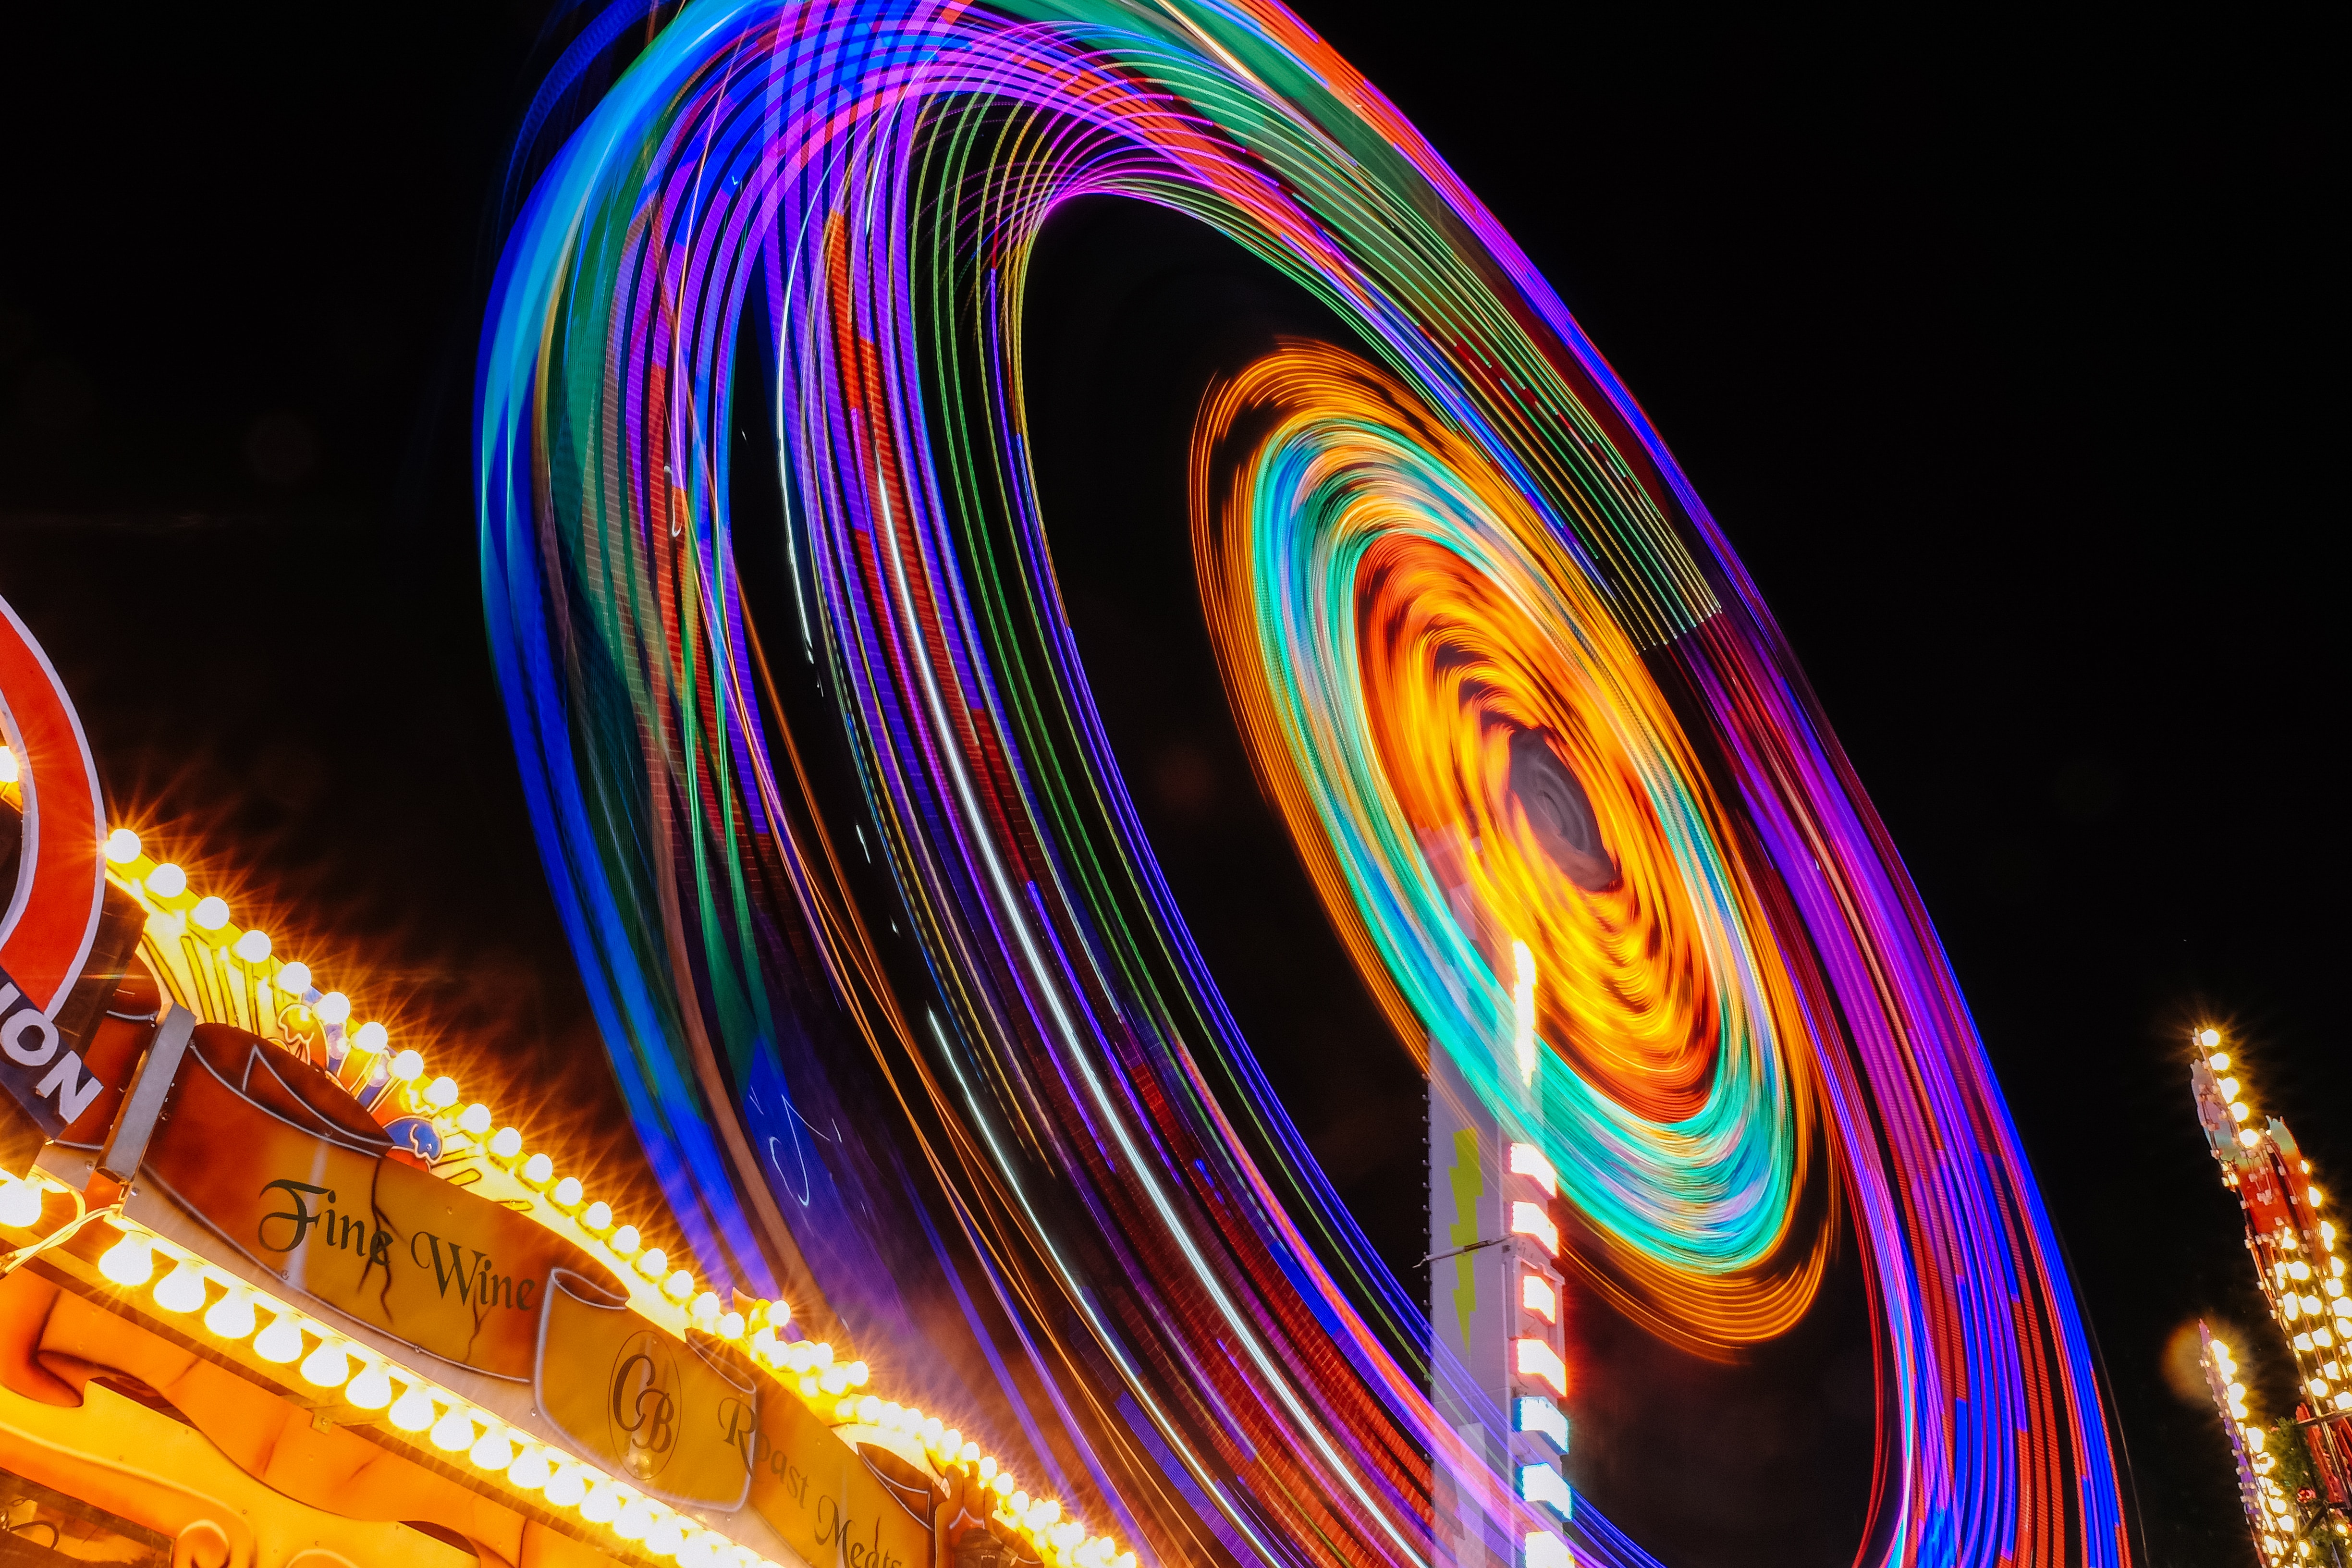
[1197,343,1822,1337]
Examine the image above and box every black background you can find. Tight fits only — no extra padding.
[0,6,2333,1564]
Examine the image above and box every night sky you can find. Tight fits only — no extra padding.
[0,7,2333,1564]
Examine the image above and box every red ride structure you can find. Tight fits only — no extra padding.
[2190,1027,2352,1563]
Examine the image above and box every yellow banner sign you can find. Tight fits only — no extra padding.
[136,1024,943,1552]
[751,1376,933,1568]
[539,1271,757,1509]
[143,1027,622,1381]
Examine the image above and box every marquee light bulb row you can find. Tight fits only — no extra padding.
[2198,1027,2352,1385]
[101,827,796,1335]
[1505,1141,1571,1568]
[0,1165,772,1568]
[88,828,1127,1567]
[2204,1334,2303,1564]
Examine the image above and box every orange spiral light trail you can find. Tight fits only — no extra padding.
[1195,342,1827,1351]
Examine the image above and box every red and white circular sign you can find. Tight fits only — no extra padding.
[0,593,108,1014]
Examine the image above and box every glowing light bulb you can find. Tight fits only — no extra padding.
[490,1127,522,1160]
[253,1314,306,1363]
[458,1103,492,1136]
[204,1290,257,1340]
[581,1484,623,1524]
[98,1230,154,1287]
[717,1311,745,1340]
[1508,1142,1560,1197]
[1509,1200,1561,1256]
[664,1270,695,1302]
[635,1247,667,1279]
[522,1152,554,1186]
[430,1409,476,1452]
[352,1021,388,1056]
[346,1363,393,1409]
[153,1260,208,1313]
[424,1077,458,1109]
[315,991,352,1025]
[1511,938,1537,1087]
[0,1175,46,1228]
[847,1359,870,1387]
[545,1466,588,1508]
[615,1498,654,1539]
[274,961,311,995]
[470,1428,514,1470]
[2201,1028,2222,1049]
[388,1048,423,1081]
[508,1447,552,1490]
[691,1290,721,1323]
[145,862,187,898]
[856,1395,882,1425]
[646,1517,685,1556]
[0,746,16,782]
[106,828,142,864]
[190,896,229,932]
[233,929,271,964]
[301,1341,352,1388]
[582,1201,614,1233]
[552,1176,584,1209]
[388,1385,437,1433]
[2211,1051,2231,1071]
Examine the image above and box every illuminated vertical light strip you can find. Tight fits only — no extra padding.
[1512,939,1537,1090]
[2188,1026,2352,1558]
[2198,1326,2299,1564]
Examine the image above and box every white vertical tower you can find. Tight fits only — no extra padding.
[1428,944,1572,1568]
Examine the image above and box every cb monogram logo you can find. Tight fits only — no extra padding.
[607,1330,682,1481]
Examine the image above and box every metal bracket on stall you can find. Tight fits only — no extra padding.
[95,1003,196,1185]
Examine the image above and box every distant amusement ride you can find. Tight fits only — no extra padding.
[4,3,2132,1566]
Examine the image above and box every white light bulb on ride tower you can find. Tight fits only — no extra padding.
[1511,940,1537,1088]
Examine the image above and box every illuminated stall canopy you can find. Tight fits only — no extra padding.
[3,591,1113,1568]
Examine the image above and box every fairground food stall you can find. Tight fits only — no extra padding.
[1,600,1109,1568]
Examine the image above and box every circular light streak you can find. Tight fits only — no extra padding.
[477,3,2130,1563]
